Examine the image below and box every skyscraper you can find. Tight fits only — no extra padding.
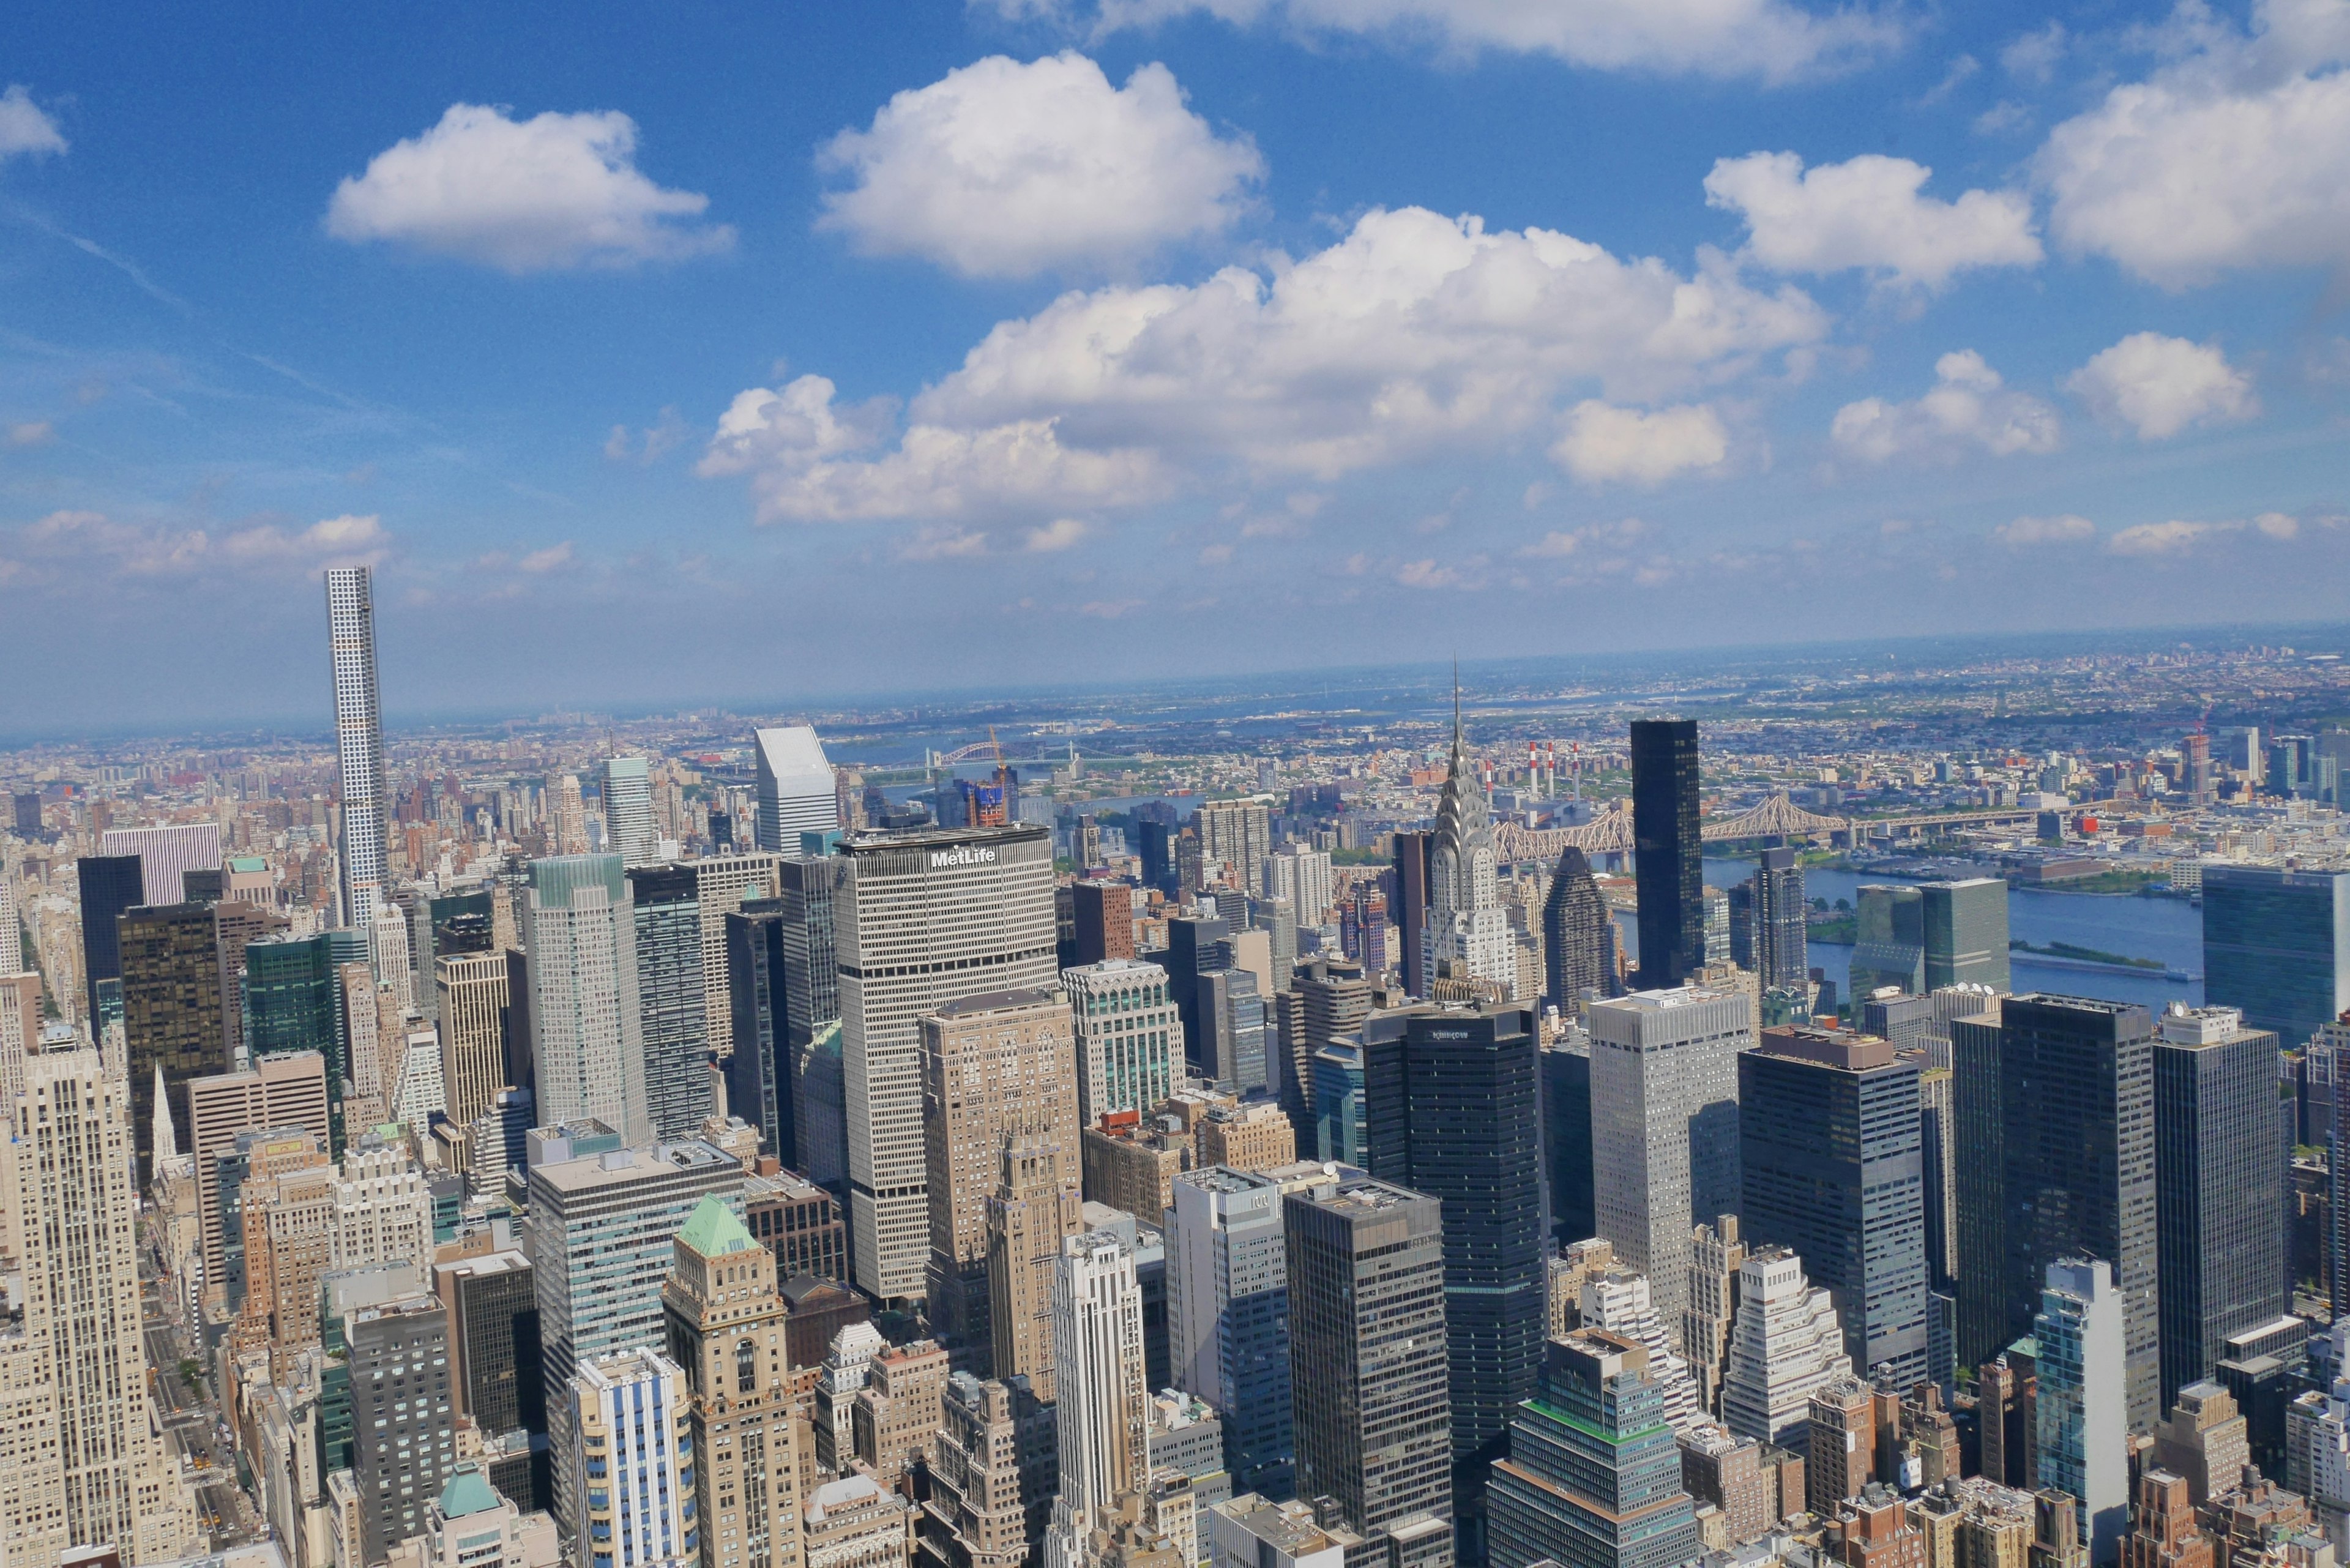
[120,900,229,1183]
[1922,879,2011,992]
[1058,1230,1152,1509]
[1542,1032,1594,1247]
[662,1195,806,1568]
[350,1293,458,1564]
[187,1051,330,1306]
[602,756,661,868]
[525,854,650,1145]
[527,1138,745,1532]
[1425,700,1516,996]
[99,822,223,908]
[2034,1258,2130,1564]
[1168,1167,1296,1498]
[74,851,142,1029]
[1542,846,1614,1009]
[1284,1178,1454,1565]
[2201,865,2350,1048]
[835,824,1056,1302]
[2152,1005,2286,1411]
[1749,848,1809,991]
[1738,1024,1928,1385]
[922,988,1081,1358]
[630,864,714,1140]
[754,726,840,852]
[1486,1329,1702,1568]
[727,897,795,1164]
[326,565,389,931]
[569,1349,696,1568]
[436,1250,543,1441]
[436,951,511,1130]
[1968,996,2160,1432]
[1718,1247,1852,1449]
[1357,1001,1546,1525]
[688,852,784,1061]
[987,1135,1086,1398]
[1630,719,1702,990]
[1043,1230,1150,1566]
[1068,881,1136,968]
[1586,986,1745,1342]
[1065,959,1181,1129]
[1850,885,1926,998]
[1196,800,1273,897]
[1393,830,1434,998]
[9,1049,200,1561]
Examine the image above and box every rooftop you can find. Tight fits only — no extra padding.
[677,1192,758,1256]
[438,1466,501,1520]
[933,987,1059,1018]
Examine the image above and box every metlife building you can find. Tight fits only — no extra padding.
[834,824,1058,1302]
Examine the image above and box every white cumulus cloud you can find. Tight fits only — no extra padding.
[0,86,67,160]
[1830,350,2060,462]
[818,53,1263,278]
[705,205,1824,522]
[1704,151,2042,288]
[2064,332,2256,440]
[1551,401,1728,483]
[1994,513,2096,547]
[2037,0,2350,286]
[978,0,1900,84]
[2108,520,2215,556]
[1024,517,1093,551]
[327,103,732,272]
[0,509,392,589]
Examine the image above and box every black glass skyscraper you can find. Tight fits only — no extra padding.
[1739,1026,1929,1384]
[1541,846,1613,1007]
[727,898,796,1167]
[2153,1007,2286,1411]
[1960,994,2160,1430]
[1630,720,1702,990]
[1165,912,1230,1075]
[1541,1039,1594,1245]
[76,851,144,1027]
[1360,1001,1545,1564]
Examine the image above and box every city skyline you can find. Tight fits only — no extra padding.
[7,3,2350,727]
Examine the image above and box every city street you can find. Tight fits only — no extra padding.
[141,1242,261,1550]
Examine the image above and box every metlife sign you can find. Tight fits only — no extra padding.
[928,844,999,869]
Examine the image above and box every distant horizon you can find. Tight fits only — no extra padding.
[9,613,2348,752]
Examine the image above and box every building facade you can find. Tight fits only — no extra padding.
[2201,866,2350,1050]
[922,988,1081,1359]
[1487,1329,1703,1568]
[1738,1025,1928,1386]
[1586,987,1747,1343]
[1630,720,1703,990]
[1357,1001,1546,1524]
[1066,960,1181,1130]
[524,856,651,1145]
[2152,1006,2286,1411]
[326,565,390,930]
[662,1195,806,1568]
[836,826,1058,1302]
[1284,1179,1453,1562]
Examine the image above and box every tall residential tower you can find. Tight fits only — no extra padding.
[325,566,388,931]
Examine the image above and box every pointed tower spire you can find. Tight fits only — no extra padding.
[1453,657,1462,747]
[152,1061,179,1167]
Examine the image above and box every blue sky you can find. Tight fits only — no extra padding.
[3,0,2348,730]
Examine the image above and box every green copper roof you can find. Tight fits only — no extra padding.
[439,1467,501,1519]
[677,1193,756,1256]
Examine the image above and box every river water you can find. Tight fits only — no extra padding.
[1606,856,2206,1012]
